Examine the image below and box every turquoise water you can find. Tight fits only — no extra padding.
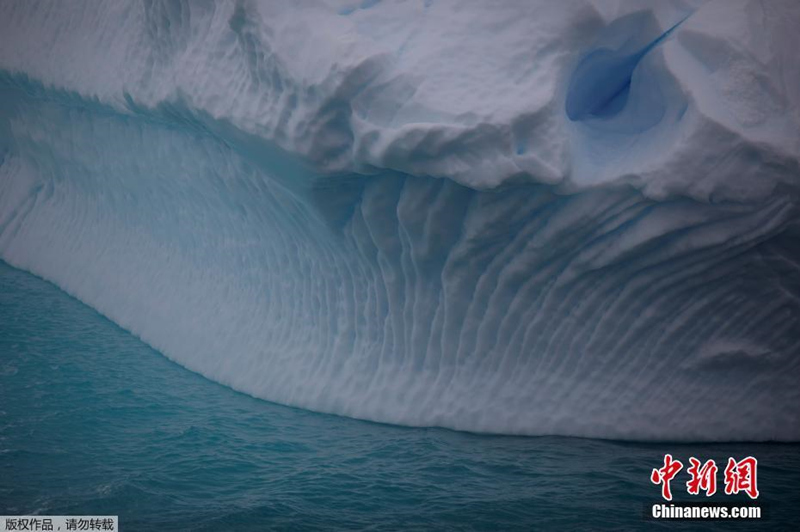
[1,261,799,531]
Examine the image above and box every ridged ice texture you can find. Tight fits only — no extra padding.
[1,0,799,440]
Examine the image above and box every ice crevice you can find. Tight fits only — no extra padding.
[566,12,690,124]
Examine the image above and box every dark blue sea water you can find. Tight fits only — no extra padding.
[1,261,799,531]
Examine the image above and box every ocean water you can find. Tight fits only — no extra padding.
[1,260,799,531]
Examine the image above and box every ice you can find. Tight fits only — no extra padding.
[0,0,798,440]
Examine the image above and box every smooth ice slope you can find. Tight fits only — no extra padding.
[1,0,799,440]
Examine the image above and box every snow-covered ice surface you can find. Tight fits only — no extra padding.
[0,0,798,440]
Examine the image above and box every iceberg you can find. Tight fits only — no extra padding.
[0,0,798,440]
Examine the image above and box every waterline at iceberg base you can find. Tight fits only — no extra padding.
[1,0,800,529]
[2,262,800,530]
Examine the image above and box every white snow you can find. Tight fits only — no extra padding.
[0,0,798,440]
